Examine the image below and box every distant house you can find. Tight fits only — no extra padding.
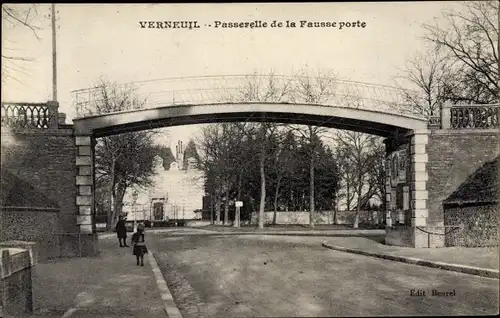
[123,140,204,223]
[443,157,499,247]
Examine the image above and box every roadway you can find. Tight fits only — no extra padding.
[148,231,499,317]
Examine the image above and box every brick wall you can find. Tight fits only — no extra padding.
[426,130,499,225]
[444,203,499,247]
[1,128,78,234]
[0,209,59,260]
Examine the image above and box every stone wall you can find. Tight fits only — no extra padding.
[1,128,78,234]
[0,209,59,260]
[426,130,499,226]
[1,127,98,258]
[0,247,34,317]
[444,203,499,247]
[250,210,382,225]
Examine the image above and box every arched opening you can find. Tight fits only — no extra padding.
[72,102,429,248]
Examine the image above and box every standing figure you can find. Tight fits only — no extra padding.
[115,215,129,247]
[132,223,148,266]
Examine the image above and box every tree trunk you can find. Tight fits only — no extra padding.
[210,191,214,225]
[353,182,362,229]
[272,176,281,225]
[258,129,266,229]
[333,206,338,225]
[107,196,114,230]
[215,196,221,225]
[353,207,360,229]
[106,158,117,230]
[309,144,315,229]
[224,188,229,225]
[111,181,127,227]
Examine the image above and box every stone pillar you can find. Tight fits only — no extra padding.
[440,101,451,129]
[58,112,67,125]
[409,130,429,247]
[46,100,59,129]
[75,136,93,234]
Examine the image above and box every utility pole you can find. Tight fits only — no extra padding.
[51,3,58,101]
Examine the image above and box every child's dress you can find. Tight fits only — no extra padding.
[132,232,148,256]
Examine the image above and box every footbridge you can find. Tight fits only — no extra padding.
[70,74,428,137]
[1,74,498,257]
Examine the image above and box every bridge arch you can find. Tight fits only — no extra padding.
[73,101,430,241]
[73,102,427,137]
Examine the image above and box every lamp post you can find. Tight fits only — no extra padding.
[150,198,153,228]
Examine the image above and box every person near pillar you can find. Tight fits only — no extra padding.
[131,223,148,266]
[115,215,129,247]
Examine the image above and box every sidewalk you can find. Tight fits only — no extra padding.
[29,237,168,317]
[322,236,499,279]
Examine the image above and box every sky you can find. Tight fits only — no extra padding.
[2,2,457,149]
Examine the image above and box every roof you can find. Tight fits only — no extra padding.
[444,157,499,205]
[0,169,59,209]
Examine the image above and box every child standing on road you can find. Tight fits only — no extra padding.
[131,223,148,266]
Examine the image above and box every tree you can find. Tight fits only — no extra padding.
[396,49,452,116]
[335,144,356,213]
[229,72,294,228]
[315,146,341,223]
[268,129,297,224]
[334,131,381,229]
[401,1,499,106]
[2,4,42,83]
[290,69,337,228]
[196,123,242,225]
[77,78,159,229]
[195,71,343,228]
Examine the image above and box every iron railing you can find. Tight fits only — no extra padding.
[449,104,499,129]
[71,74,427,119]
[426,103,500,130]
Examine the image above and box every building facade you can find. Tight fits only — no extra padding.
[123,140,204,222]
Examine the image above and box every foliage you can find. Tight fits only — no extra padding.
[398,1,499,112]
[196,121,341,224]
[2,4,42,83]
[333,131,383,228]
